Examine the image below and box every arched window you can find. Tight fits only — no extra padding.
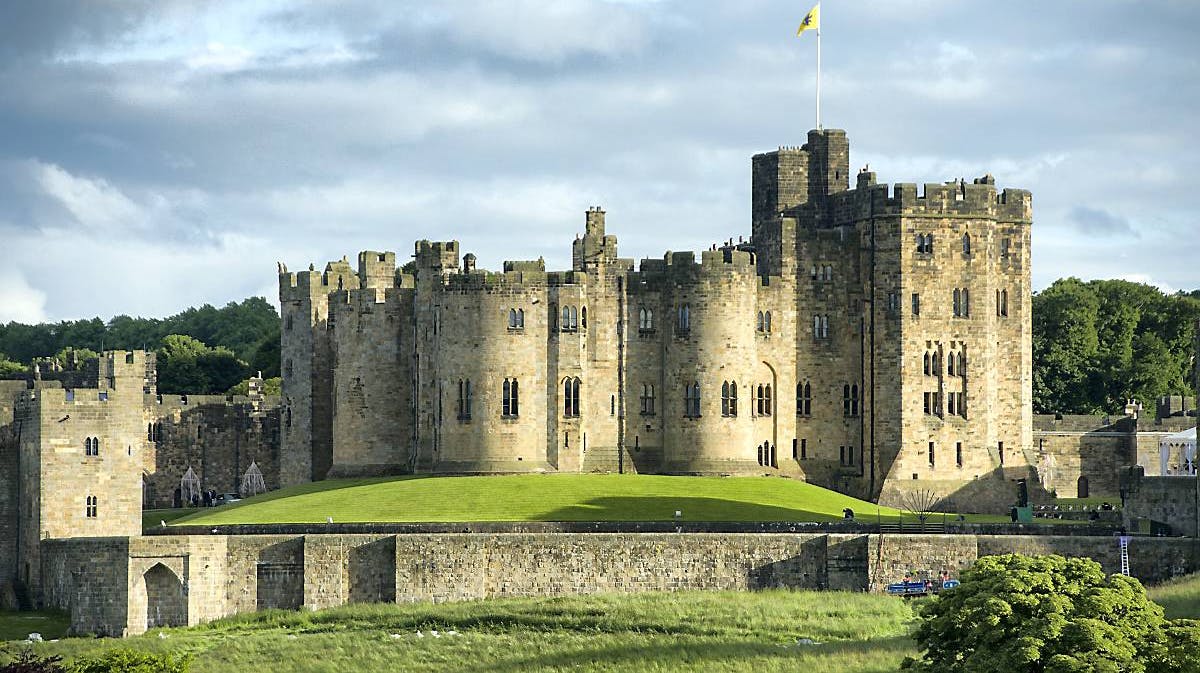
[639,307,654,331]
[684,383,701,418]
[640,384,656,415]
[84,437,92,456]
[85,495,98,518]
[932,352,941,375]
[756,312,764,332]
[729,381,737,416]
[561,306,571,331]
[508,309,518,328]
[823,265,832,281]
[721,382,731,416]
[797,381,812,416]
[457,379,472,420]
[677,304,690,332]
[758,444,764,466]
[923,352,932,376]
[764,311,772,333]
[569,306,578,330]
[820,315,829,338]
[962,233,972,256]
[502,378,520,417]
[517,308,524,328]
[764,384,772,416]
[947,353,956,377]
[958,351,967,376]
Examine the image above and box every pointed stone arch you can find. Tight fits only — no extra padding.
[143,563,186,630]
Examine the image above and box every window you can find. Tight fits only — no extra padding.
[561,306,579,332]
[285,314,293,331]
[502,378,520,417]
[98,391,108,402]
[923,352,931,376]
[911,293,920,317]
[923,391,941,416]
[147,424,154,442]
[563,377,581,417]
[581,306,587,329]
[953,289,961,317]
[800,438,808,460]
[887,292,900,313]
[640,384,656,415]
[457,379,472,420]
[757,311,772,334]
[998,441,1005,465]
[962,233,972,256]
[929,442,936,468]
[956,442,963,468]
[721,381,738,417]
[1000,238,1011,258]
[916,233,933,254]
[508,308,525,330]
[839,446,855,467]
[823,265,833,282]
[996,289,1009,317]
[841,384,859,417]
[85,495,97,518]
[796,381,812,416]
[756,384,773,416]
[961,289,969,317]
[84,437,99,457]
[812,314,829,339]
[792,438,798,460]
[947,392,957,416]
[958,351,967,376]
[677,304,691,333]
[683,382,701,418]
[638,307,654,332]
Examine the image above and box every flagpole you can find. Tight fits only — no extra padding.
[815,23,821,130]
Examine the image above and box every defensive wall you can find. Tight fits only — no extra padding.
[40,531,1200,637]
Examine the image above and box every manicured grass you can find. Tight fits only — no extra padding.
[13,591,918,672]
[172,474,926,526]
[0,610,69,642]
[1148,573,1200,619]
[142,508,195,531]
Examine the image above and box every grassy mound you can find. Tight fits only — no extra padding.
[12,591,918,672]
[173,474,915,526]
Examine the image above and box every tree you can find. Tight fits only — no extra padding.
[156,335,249,395]
[903,554,1169,673]
[0,353,24,379]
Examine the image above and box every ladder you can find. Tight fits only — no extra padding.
[1119,536,1130,576]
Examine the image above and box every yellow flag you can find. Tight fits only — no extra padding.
[797,3,820,36]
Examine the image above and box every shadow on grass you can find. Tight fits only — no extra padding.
[0,610,70,642]
[451,634,917,673]
[535,496,862,523]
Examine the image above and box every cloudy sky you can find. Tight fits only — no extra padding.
[0,1,1196,323]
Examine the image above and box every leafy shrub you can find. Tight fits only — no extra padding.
[67,649,190,673]
[0,646,65,673]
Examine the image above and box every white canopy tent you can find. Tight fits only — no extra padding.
[1160,426,1198,476]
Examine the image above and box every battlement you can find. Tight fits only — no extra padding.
[445,268,552,292]
[357,251,396,289]
[415,240,460,274]
[837,176,1032,223]
[278,257,362,302]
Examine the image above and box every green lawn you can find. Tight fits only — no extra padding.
[0,610,68,642]
[8,591,918,673]
[142,508,195,531]
[172,474,933,526]
[1147,572,1200,620]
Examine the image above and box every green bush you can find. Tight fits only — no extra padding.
[0,645,65,673]
[903,554,1200,673]
[68,649,190,673]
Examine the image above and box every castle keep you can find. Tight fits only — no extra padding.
[280,129,1033,507]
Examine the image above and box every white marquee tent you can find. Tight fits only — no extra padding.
[1160,426,1198,476]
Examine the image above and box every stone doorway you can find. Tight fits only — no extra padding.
[144,563,186,630]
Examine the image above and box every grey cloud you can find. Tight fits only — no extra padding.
[1066,206,1138,238]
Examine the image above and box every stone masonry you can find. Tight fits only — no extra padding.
[279,128,1034,509]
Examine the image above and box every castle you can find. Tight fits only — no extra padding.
[280,128,1033,508]
[0,127,1196,637]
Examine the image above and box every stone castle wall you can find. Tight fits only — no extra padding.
[277,129,1036,512]
[40,531,1200,637]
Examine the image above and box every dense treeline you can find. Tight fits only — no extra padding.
[1033,279,1200,414]
[0,297,280,394]
[1,281,1197,408]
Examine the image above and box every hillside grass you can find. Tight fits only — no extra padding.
[1147,572,1200,619]
[10,591,918,673]
[171,474,1008,526]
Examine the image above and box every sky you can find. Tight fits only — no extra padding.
[0,0,1196,323]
